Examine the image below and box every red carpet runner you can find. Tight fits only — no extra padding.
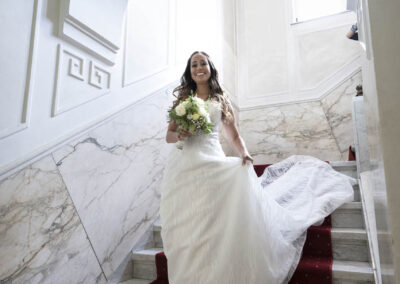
[150,164,333,284]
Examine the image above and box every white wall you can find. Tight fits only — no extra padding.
[175,0,221,67]
[235,0,361,109]
[246,0,289,97]
[220,0,237,105]
[0,0,38,140]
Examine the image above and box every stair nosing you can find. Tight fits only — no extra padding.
[132,248,163,261]
[330,161,357,168]
[332,260,374,278]
[131,249,374,281]
[331,228,367,240]
[337,201,362,210]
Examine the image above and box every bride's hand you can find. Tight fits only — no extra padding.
[177,128,192,141]
[242,154,254,166]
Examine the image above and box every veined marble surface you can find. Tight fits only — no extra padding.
[0,155,105,284]
[52,90,173,278]
[321,72,362,159]
[239,101,341,164]
[238,74,361,164]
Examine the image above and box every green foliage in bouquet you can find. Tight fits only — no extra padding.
[169,92,214,135]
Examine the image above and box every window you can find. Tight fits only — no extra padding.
[292,0,348,23]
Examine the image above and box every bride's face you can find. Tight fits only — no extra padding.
[190,53,211,85]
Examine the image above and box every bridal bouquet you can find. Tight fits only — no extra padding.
[169,93,214,149]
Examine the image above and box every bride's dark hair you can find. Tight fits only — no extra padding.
[170,51,233,123]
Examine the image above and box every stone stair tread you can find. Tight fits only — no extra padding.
[132,248,163,261]
[331,228,367,240]
[119,279,151,284]
[332,260,374,280]
[337,201,362,210]
[132,246,371,264]
[330,161,358,179]
[154,226,367,235]
[330,161,357,168]
[153,202,362,232]
[130,248,373,282]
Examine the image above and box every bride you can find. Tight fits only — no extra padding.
[160,51,355,284]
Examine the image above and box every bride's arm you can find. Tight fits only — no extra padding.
[166,120,191,143]
[222,106,254,165]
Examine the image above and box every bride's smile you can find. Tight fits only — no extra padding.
[190,53,211,85]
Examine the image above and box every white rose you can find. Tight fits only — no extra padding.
[192,113,200,120]
[194,97,205,105]
[187,114,193,120]
[199,106,207,116]
[176,104,186,116]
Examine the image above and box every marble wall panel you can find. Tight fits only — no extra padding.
[0,155,105,284]
[52,90,174,278]
[239,101,341,164]
[321,71,362,159]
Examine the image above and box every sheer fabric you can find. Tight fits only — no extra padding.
[160,100,355,284]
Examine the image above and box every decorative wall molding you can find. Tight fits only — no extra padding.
[89,61,111,89]
[0,0,41,140]
[122,0,170,87]
[67,50,85,81]
[290,11,357,35]
[123,65,169,88]
[221,84,239,110]
[239,58,361,111]
[58,0,127,65]
[235,2,360,111]
[234,0,249,108]
[300,56,361,100]
[52,44,111,116]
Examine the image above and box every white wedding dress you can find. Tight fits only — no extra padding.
[160,99,356,284]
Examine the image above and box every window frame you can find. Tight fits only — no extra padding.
[291,0,349,24]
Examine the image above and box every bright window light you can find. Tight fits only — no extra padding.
[292,0,348,23]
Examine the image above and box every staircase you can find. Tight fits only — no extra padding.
[120,161,375,284]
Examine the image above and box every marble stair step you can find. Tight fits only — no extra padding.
[331,228,369,262]
[153,201,364,248]
[332,202,364,229]
[132,248,163,280]
[330,161,357,179]
[332,260,374,283]
[119,279,152,284]
[153,226,368,262]
[331,161,360,201]
[130,248,374,282]
[352,183,360,202]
